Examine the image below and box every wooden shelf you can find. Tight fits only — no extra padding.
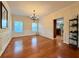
[69,31,78,33]
[69,16,78,48]
[69,38,78,41]
[71,24,78,27]
[69,44,78,48]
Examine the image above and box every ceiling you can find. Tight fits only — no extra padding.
[7,1,76,18]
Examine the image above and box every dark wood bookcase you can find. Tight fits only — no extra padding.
[69,16,78,48]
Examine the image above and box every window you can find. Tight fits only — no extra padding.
[32,23,37,32]
[14,21,23,32]
[2,19,7,28]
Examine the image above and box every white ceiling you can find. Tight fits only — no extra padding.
[7,1,76,18]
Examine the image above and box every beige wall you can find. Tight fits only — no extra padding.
[0,2,36,56]
[0,1,79,56]
[39,2,79,46]
[0,1,12,56]
[12,15,36,37]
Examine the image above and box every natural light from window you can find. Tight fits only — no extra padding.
[32,23,37,32]
[14,21,23,32]
[2,19,7,28]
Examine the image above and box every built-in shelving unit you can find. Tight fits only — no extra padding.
[69,16,78,48]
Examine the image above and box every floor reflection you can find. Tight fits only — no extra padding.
[57,56,62,58]
[14,40,23,54]
[56,36,63,47]
[32,36,37,48]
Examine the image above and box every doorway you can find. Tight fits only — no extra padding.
[53,18,64,39]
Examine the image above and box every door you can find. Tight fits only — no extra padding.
[53,19,57,38]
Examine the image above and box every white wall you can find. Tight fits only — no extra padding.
[12,15,36,37]
[39,2,79,46]
[0,1,12,56]
[39,18,53,39]
[0,2,79,56]
[0,2,36,56]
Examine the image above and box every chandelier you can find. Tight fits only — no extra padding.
[31,10,39,22]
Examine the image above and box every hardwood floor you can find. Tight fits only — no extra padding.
[1,35,79,58]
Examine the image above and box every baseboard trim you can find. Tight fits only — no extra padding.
[12,34,36,38]
[39,34,54,40]
[12,34,37,38]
